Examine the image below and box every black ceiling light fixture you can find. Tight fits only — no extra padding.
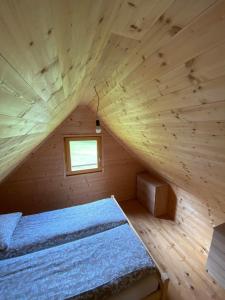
[94,86,101,134]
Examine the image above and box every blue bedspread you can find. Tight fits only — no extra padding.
[0,224,156,300]
[0,198,127,259]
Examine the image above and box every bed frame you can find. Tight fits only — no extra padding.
[111,195,169,300]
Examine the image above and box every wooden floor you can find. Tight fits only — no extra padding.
[121,200,225,300]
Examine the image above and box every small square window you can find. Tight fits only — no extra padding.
[64,136,102,175]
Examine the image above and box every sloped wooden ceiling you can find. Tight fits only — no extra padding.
[88,0,225,216]
[0,0,225,209]
[0,0,123,182]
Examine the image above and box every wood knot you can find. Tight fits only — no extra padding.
[188,74,196,81]
[98,16,104,24]
[41,67,47,74]
[130,24,142,32]
[185,58,195,68]
[127,2,136,7]
[169,25,182,36]
[158,14,164,22]
[121,85,126,93]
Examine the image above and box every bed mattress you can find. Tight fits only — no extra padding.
[0,198,127,259]
[0,224,157,300]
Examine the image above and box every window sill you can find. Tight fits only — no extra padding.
[66,168,103,176]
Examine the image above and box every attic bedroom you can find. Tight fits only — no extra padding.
[0,0,225,299]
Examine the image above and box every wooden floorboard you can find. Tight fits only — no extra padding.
[121,200,225,300]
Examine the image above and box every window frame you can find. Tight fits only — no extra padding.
[64,135,102,176]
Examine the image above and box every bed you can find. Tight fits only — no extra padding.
[0,196,169,300]
[0,224,161,300]
[0,197,127,259]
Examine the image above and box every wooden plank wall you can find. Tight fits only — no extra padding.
[88,0,225,244]
[89,0,225,213]
[0,0,127,182]
[0,0,220,184]
[86,2,225,296]
[0,0,224,265]
[0,2,224,297]
[169,184,224,257]
[0,106,144,214]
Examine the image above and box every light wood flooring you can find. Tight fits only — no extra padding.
[121,200,225,300]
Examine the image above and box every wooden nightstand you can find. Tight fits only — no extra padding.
[137,173,169,217]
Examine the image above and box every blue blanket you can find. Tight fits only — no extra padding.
[0,224,156,300]
[0,198,127,259]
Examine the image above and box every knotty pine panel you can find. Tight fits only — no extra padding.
[88,1,225,241]
[0,0,218,182]
[169,184,225,255]
[0,106,144,214]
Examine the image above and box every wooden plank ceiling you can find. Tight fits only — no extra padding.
[89,0,225,220]
[0,0,225,215]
